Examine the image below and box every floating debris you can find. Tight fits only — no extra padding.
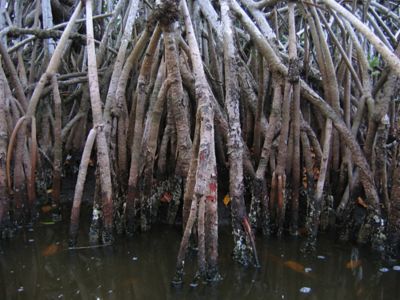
[42,244,61,256]
[299,287,311,293]
[284,261,307,275]
[132,256,138,261]
[40,221,55,225]
[317,255,326,260]
[160,192,173,203]
[17,286,24,292]
[304,267,312,273]
[75,290,80,294]
[379,267,389,273]
[108,290,113,294]
[41,205,53,213]
[346,260,362,269]
[28,239,35,243]
[393,266,400,271]
[58,294,63,299]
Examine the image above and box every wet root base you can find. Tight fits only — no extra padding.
[0,216,16,239]
[171,266,222,287]
[232,230,256,267]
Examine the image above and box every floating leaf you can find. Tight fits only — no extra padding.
[223,194,231,206]
[40,221,55,225]
[346,260,362,269]
[42,244,61,256]
[298,227,308,236]
[284,260,307,275]
[41,205,52,213]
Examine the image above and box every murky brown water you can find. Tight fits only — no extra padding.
[1,206,400,300]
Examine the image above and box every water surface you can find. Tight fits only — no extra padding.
[1,209,399,300]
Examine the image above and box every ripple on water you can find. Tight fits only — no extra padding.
[300,287,311,294]
[379,267,389,273]
[304,267,312,273]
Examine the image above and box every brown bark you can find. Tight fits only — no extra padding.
[51,74,62,206]
[162,21,192,178]
[221,0,258,266]
[173,0,220,283]
[126,25,161,233]
[85,0,114,243]
[69,129,97,245]
[0,69,10,230]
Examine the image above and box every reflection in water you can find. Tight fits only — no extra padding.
[1,212,400,300]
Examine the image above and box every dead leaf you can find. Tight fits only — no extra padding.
[223,194,231,206]
[346,260,362,269]
[356,197,368,208]
[160,192,172,203]
[284,260,307,274]
[41,205,52,213]
[42,244,61,256]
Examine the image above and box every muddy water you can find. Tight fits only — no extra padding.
[1,211,400,300]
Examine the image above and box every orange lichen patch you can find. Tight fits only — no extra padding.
[302,177,308,189]
[223,194,231,206]
[160,192,172,203]
[356,197,368,208]
[42,244,61,256]
[346,260,362,269]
